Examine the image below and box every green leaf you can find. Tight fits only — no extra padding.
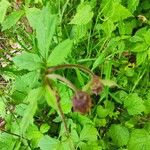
[110,2,133,22]
[40,123,50,133]
[70,25,87,42]
[124,93,145,115]
[128,129,150,150]
[13,52,42,71]
[92,52,106,70]
[136,51,148,65]
[108,124,129,147]
[0,0,10,23]
[44,85,58,110]
[0,133,17,150]
[70,3,93,25]
[2,10,24,31]
[38,135,59,150]
[26,6,57,59]
[80,125,98,142]
[132,43,148,52]
[127,0,140,13]
[59,86,72,114]
[101,20,115,37]
[96,105,109,118]
[0,98,6,118]
[20,87,43,134]
[47,39,73,66]
[14,71,40,92]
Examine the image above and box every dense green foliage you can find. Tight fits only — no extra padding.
[0,0,150,150]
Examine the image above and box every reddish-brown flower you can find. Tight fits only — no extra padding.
[91,75,103,95]
[0,117,5,130]
[72,91,92,114]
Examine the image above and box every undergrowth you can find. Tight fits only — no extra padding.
[0,0,150,150]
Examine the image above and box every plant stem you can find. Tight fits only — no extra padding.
[47,64,94,77]
[1,129,27,140]
[46,74,78,92]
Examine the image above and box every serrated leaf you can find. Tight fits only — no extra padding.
[124,93,145,115]
[0,0,10,23]
[70,3,93,25]
[80,125,98,142]
[101,20,115,37]
[0,133,16,150]
[38,135,59,150]
[70,25,87,42]
[110,2,133,22]
[47,39,73,66]
[128,129,150,150]
[127,0,139,13]
[108,124,129,147]
[14,71,40,92]
[26,6,57,59]
[2,10,24,31]
[13,52,42,71]
[20,87,43,134]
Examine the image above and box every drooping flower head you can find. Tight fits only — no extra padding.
[72,91,92,114]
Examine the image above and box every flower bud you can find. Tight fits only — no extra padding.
[72,91,92,114]
[91,75,103,95]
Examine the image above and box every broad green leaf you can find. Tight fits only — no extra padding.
[2,10,24,31]
[44,85,58,110]
[25,7,41,28]
[143,29,150,45]
[70,25,87,42]
[110,2,133,22]
[38,135,60,150]
[26,6,57,59]
[47,39,73,66]
[144,97,150,114]
[0,98,6,118]
[96,105,109,118]
[128,129,150,150]
[108,124,129,147]
[124,93,145,115]
[59,86,72,114]
[14,71,40,92]
[0,133,17,150]
[132,43,148,52]
[0,0,10,23]
[79,141,102,150]
[70,3,93,25]
[101,20,115,37]
[80,125,98,142]
[20,87,43,134]
[136,51,148,65]
[13,52,42,71]
[26,124,43,148]
[127,0,139,13]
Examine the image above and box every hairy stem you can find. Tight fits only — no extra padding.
[46,74,78,92]
[47,64,94,77]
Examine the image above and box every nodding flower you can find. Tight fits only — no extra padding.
[72,91,92,114]
[90,75,103,95]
